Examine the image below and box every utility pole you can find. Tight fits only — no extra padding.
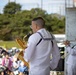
[37,3,39,8]
[41,0,43,10]
[14,0,16,3]
[8,0,10,3]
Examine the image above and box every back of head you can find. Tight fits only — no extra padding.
[32,17,45,28]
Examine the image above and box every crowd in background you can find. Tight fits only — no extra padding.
[0,46,28,75]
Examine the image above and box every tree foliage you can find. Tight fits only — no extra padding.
[0,3,65,41]
[3,2,21,14]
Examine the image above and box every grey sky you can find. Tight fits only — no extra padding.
[0,0,66,15]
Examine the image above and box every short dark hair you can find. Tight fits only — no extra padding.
[32,17,44,21]
[32,17,45,27]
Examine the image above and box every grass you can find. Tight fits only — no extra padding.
[0,41,21,49]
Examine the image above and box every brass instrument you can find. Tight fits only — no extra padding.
[15,37,29,68]
[16,38,26,49]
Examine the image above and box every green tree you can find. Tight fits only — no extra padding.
[3,2,21,14]
[0,7,65,41]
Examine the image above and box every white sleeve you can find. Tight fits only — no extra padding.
[23,34,40,62]
[24,42,36,62]
[71,46,76,55]
[66,46,76,55]
[66,46,71,53]
[50,40,60,70]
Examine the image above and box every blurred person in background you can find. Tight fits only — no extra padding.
[13,57,21,75]
[18,61,28,75]
[2,53,13,75]
[64,40,76,75]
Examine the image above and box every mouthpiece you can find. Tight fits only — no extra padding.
[23,31,32,40]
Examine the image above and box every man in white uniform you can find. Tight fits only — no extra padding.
[24,17,60,75]
[64,40,76,75]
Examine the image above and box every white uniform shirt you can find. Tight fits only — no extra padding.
[66,46,76,65]
[24,28,60,75]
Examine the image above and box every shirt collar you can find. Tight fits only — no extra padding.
[37,28,45,32]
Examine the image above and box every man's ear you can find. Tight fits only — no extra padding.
[36,24,37,28]
[36,24,38,29]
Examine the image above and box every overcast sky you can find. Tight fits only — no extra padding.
[0,0,66,14]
